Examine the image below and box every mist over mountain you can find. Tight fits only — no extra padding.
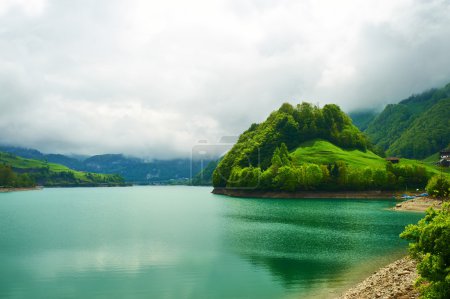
[2,1,450,158]
[0,145,210,184]
[358,83,450,159]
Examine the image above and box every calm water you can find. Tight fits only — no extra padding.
[0,186,422,299]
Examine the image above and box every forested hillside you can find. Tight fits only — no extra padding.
[0,146,210,184]
[388,98,450,159]
[0,152,125,187]
[212,102,444,192]
[363,83,450,159]
[213,102,369,188]
[348,110,378,131]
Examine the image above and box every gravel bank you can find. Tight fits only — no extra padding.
[393,197,443,212]
[336,256,419,299]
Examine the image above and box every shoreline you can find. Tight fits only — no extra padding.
[212,188,395,199]
[336,256,419,299]
[393,197,443,212]
[0,186,42,193]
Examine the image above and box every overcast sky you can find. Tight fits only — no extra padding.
[1,0,450,158]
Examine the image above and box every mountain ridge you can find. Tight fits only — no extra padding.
[355,82,450,159]
[0,145,211,184]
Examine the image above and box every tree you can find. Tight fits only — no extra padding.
[0,164,15,186]
[273,166,298,191]
[426,175,450,199]
[400,203,450,299]
[304,164,323,189]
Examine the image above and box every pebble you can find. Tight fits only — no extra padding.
[336,256,419,299]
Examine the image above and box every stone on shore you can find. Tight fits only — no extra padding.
[336,256,419,299]
[393,197,442,212]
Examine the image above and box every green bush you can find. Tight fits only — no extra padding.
[426,175,450,199]
[400,203,450,299]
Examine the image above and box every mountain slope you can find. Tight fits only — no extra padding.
[348,110,378,131]
[291,139,385,168]
[0,146,210,184]
[364,83,450,157]
[291,139,442,175]
[191,159,219,186]
[387,98,450,159]
[0,152,125,186]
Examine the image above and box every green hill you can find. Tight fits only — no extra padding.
[0,152,126,187]
[364,83,450,158]
[213,102,444,192]
[213,102,369,187]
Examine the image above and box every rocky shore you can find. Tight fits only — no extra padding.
[336,256,419,299]
[393,197,443,212]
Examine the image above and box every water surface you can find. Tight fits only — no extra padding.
[0,186,422,298]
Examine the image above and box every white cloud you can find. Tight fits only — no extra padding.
[0,0,46,16]
[1,0,450,157]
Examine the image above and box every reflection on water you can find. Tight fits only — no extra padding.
[0,187,422,299]
[220,197,421,294]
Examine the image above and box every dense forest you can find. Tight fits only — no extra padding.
[363,82,450,159]
[388,98,450,158]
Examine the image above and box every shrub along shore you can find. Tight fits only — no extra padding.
[339,202,449,299]
[0,187,41,193]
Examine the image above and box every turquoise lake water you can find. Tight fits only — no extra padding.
[0,186,422,299]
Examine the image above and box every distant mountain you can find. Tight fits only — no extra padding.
[0,152,125,187]
[348,110,378,131]
[0,145,85,169]
[0,145,211,184]
[191,159,219,186]
[363,83,450,159]
[387,98,450,159]
[82,154,209,184]
[0,145,45,160]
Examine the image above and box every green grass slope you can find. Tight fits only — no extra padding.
[291,139,447,176]
[0,152,125,186]
[423,152,440,163]
[291,140,385,168]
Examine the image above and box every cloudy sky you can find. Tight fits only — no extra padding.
[1,0,450,158]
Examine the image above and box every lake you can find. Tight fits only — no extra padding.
[0,186,422,299]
